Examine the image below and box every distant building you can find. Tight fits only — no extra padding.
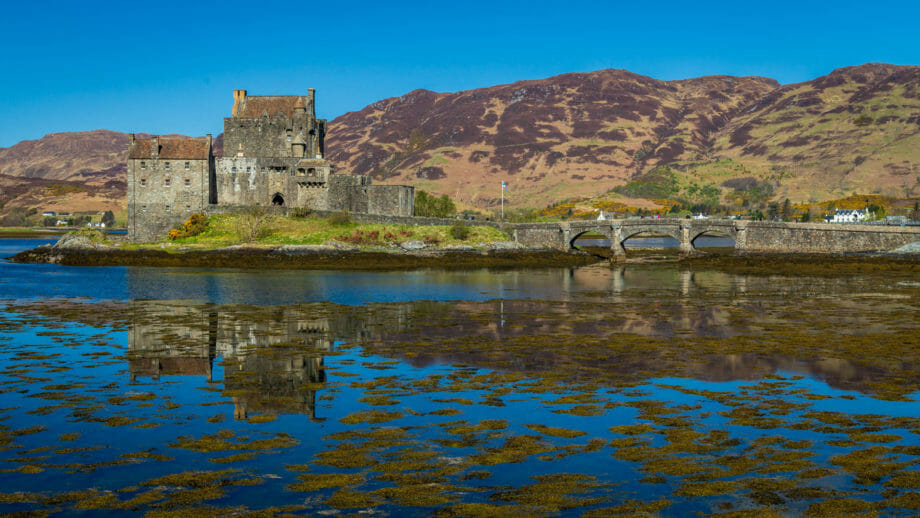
[86,222,106,229]
[41,211,55,217]
[826,209,867,223]
[128,88,414,241]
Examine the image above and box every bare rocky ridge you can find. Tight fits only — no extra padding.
[2,63,919,217]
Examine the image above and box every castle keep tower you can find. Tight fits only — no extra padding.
[216,88,335,209]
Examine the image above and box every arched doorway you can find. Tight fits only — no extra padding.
[272,193,285,206]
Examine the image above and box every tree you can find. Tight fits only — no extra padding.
[414,190,456,218]
[801,209,811,222]
[767,202,780,220]
[101,211,115,227]
[781,198,792,221]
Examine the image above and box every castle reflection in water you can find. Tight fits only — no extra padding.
[127,301,345,421]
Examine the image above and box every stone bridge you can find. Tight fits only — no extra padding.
[510,219,920,256]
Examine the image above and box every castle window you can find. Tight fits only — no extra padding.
[164,162,170,170]
[165,205,171,212]
[260,167,265,173]
[232,166,237,173]
[246,166,251,173]
[164,178,171,186]
[184,178,191,187]
[141,205,147,211]
[140,178,147,186]
[140,161,146,169]
[287,135,292,142]
[308,168,316,175]
[184,162,190,170]
[297,168,305,176]
[186,205,191,211]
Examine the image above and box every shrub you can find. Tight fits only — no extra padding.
[168,213,209,240]
[449,221,471,240]
[329,211,352,226]
[236,208,271,242]
[291,207,313,218]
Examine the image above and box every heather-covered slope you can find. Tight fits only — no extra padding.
[714,63,920,202]
[327,64,920,209]
[326,70,779,207]
[0,130,127,219]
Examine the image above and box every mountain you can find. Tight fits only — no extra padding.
[0,130,127,219]
[326,63,920,209]
[2,63,920,219]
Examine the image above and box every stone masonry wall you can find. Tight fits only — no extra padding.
[223,115,318,159]
[367,185,415,217]
[128,157,210,242]
[741,222,920,253]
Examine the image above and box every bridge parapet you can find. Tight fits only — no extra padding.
[508,218,920,255]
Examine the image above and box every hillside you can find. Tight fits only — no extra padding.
[2,64,920,221]
[326,63,920,210]
[0,130,128,221]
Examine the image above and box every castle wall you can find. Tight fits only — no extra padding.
[367,185,415,217]
[215,157,334,209]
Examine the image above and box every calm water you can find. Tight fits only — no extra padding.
[1,238,919,516]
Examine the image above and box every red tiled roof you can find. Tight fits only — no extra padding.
[237,96,310,118]
[129,137,210,159]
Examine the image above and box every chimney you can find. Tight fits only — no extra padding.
[308,88,316,117]
[232,89,247,117]
[153,136,159,158]
[129,133,135,145]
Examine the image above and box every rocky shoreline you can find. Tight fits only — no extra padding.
[9,236,602,269]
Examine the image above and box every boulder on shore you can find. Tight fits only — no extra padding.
[53,232,109,250]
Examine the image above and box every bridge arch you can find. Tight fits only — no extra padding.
[690,226,738,251]
[617,226,683,254]
[569,229,613,256]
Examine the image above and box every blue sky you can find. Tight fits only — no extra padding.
[1,0,918,147]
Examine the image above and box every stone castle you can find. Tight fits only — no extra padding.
[127,89,414,241]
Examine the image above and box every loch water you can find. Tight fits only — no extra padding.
[1,238,919,516]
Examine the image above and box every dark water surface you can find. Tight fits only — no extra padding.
[1,238,919,516]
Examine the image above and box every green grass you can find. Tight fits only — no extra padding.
[141,214,510,250]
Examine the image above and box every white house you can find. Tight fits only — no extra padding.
[41,211,56,217]
[826,209,868,223]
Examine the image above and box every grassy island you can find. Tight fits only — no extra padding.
[130,212,512,251]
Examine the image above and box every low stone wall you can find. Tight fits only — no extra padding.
[741,222,920,253]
